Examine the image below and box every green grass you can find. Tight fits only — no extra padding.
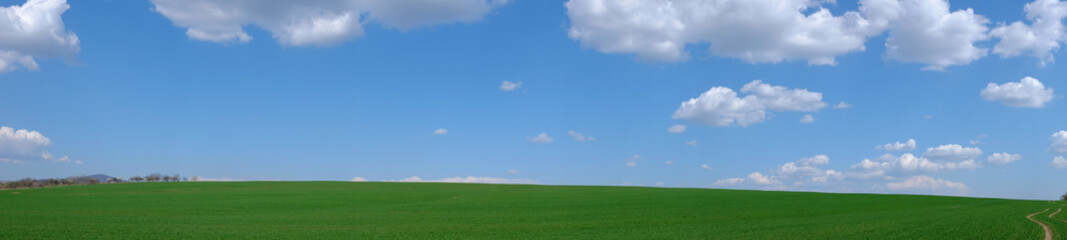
[0,182,1061,239]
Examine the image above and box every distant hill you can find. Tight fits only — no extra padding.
[87,174,114,182]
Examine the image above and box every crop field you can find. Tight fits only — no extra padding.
[0,182,1064,239]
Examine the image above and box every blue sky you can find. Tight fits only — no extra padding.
[1,0,1066,200]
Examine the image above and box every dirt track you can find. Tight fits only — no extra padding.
[1028,208,1052,240]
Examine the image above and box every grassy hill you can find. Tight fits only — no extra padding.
[0,182,1064,239]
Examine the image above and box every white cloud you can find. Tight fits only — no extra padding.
[881,0,990,71]
[528,132,553,143]
[1053,156,1067,168]
[833,101,852,109]
[851,153,979,176]
[981,77,1055,108]
[989,0,1067,66]
[500,81,522,91]
[151,0,506,46]
[667,124,687,133]
[876,139,916,151]
[685,140,697,146]
[350,176,367,182]
[565,0,885,65]
[713,177,746,186]
[746,172,780,185]
[389,176,537,184]
[0,0,80,73]
[986,152,1022,165]
[886,175,967,192]
[433,128,448,135]
[797,155,831,166]
[664,160,673,165]
[673,80,826,127]
[0,158,26,164]
[799,114,815,123]
[0,126,72,163]
[1052,131,1067,153]
[716,154,841,188]
[922,115,934,119]
[969,134,987,145]
[506,169,521,174]
[567,130,594,141]
[923,144,983,162]
[625,154,640,167]
[701,164,713,171]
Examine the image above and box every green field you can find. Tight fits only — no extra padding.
[1,182,1065,239]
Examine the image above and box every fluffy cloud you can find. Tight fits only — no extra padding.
[886,175,967,192]
[151,0,507,46]
[799,114,815,123]
[433,128,448,135]
[981,77,1055,108]
[673,80,826,127]
[528,132,552,143]
[350,176,367,182]
[715,155,841,188]
[565,0,883,64]
[0,0,80,73]
[833,101,852,109]
[567,131,595,141]
[1052,130,1067,153]
[850,153,978,177]
[1053,156,1067,168]
[986,152,1022,165]
[565,0,1000,70]
[500,81,522,91]
[389,176,537,184]
[664,160,673,165]
[989,0,1067,65]
[880,0,990,71]
[686,140,697,146]
[876,139,916,151]
[923,144,982,162]
[0,126,72,163]
[701,164,713,171]
[667,124,686,133]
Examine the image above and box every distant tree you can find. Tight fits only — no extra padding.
[172,174,181,182]
[162,175,172,182]
[146,174,162,182]
[1062,192,1066,201]
[189,176,200,182]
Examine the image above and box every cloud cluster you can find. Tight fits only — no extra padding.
[981,77,1055,108]
[986,152,1022,165]
[922,144,982,162]
[885,175,967,193]
[667,124,686,133]
[989,0,1067,65]
[714,155,842,188]
[673,80,826,127]
[0,126,73,164]
[0,0,79,73]
[151,0,507,46]
[566,0,1002,70]
[877,139,916,151]
[567,131,595,141]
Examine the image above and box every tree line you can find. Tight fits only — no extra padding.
[1,173,189,190]
[127,174,185,182]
